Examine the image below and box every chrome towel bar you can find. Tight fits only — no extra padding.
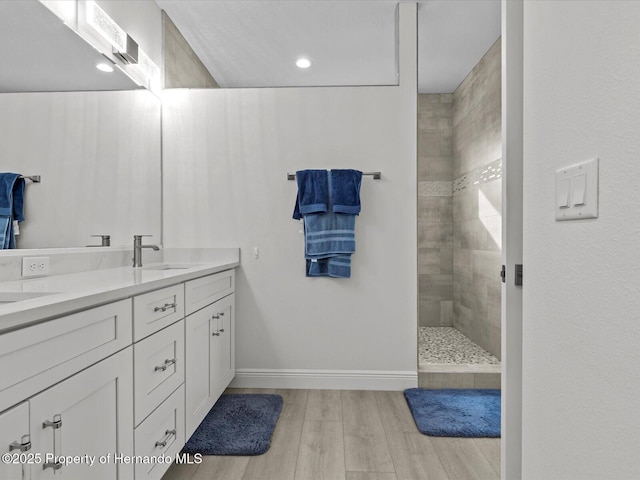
[287,171,381,180]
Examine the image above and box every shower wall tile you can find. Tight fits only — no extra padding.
[418,155,453,181]
[452,38,502,359]
[453,38,502,179]
[417,94,454,327]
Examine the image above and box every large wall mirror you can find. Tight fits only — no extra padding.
[0,1,161,249]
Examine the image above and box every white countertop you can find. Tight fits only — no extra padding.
[0,257,239,334]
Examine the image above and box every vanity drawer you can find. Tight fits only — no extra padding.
[134,320,184,426]
[133,284,184,341]
[185,269,235,315]
[134,384,185,480]
[0,299,132,412]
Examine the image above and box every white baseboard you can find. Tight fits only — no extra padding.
[229,368,418,391]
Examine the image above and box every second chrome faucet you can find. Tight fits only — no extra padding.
[133,235,159,267]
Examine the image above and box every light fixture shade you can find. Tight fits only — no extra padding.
[86,1,126,52]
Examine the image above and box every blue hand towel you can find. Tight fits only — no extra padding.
[293,170,329,220]
[306,255,352,278]
[0,173,25,249]
[330,169,362,215]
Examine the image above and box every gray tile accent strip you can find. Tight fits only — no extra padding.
[453,158,503,195]
[418,181,453,197]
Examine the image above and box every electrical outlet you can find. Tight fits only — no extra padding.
[22,256,50,277]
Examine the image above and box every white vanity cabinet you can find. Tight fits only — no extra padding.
[132,286,186,480]
[0,300,135,480]
[30,348,134,480]
[0,264,237,480]
[0,402,29,480]
[133,318,185,426]
[185,270,236,438]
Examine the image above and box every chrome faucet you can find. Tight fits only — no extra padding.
[87,234,111,247]
[133,235,159,267]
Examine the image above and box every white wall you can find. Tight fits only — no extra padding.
[0,90,161,249]
[162,4,417,389]
[522,1,640,478]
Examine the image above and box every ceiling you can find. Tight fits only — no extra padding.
[156,0,501,94]
[0,1,139,93]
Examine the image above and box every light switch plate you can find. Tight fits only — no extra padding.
[555,158,599,221]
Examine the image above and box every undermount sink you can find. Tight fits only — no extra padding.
[142,264,200,271]
[0,291,59,304]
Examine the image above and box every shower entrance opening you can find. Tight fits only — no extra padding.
[417,38,502,390]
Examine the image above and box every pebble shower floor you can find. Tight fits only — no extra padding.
[419,327,500,365]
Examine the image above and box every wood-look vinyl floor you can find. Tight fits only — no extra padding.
[162,388,500,480]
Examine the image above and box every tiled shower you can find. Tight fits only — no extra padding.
[417,39,502,388]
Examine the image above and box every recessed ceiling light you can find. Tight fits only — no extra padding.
[96,63,114,73]
[296,58,311,69]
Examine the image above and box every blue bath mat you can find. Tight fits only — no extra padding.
[404,388,501,437]
[183,394,283,455]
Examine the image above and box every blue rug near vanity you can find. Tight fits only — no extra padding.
[404,388,501,437]
[183,394,283,455]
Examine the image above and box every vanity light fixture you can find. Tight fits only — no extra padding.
[86,1,138,64]
[85,0,160,90]
[86,1,127,53]
[96,63,114,73]
[296,57,312,69]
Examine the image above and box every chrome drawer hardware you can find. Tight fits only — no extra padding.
[42,415,62,430]
[155,429,177,448]
[154,358,177,372]
[43,461,63,471]
[42,414,63,471]
[154,302,177,313]
[9,435,31,452]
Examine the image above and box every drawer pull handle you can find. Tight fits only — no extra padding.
[212,331,220,336]
[42,415,62,430]
[42,415,63,472]
[154,358,177,372]
[9,435,31,452]
[219,328,224,333]
[154,302,177,312]
[43,461,63,471]
[212,314,220,319]
[155,429,177,448]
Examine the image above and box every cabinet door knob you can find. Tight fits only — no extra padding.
[219,328,224,333]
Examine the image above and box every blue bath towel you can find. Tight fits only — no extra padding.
[330,169,362,215]
[0,173,25,249]
[293,170,329,220]
[303,211,356,258]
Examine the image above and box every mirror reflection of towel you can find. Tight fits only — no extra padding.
[0,173,25,249]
